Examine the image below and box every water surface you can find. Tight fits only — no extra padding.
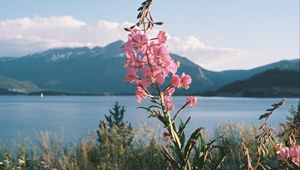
[0,96,298,144]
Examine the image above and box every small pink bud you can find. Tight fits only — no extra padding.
[157,30,168,44]
[186,96,197,107]
[163,132,172,142]
[136,86,148,102]
[180,73,192,89]
[124,68,138,83]
[164,88,175,96]
[172,75,181,88]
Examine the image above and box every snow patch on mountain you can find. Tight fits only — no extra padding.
[76,51,86,55]
[49,52,73,62]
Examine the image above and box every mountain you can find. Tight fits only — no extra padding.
[214,68,300,97]
[0,88,21,95]
[0,74,39,93]
[147,55,299,95]
[217,59,299,83]
[0,41,128,94]
[0,40,298,95]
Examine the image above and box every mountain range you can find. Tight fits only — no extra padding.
[213,68,300,97]
[0,40,299,96]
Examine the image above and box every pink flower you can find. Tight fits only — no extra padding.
[150,44,169,60]
[152,65,164,80]
[168,60,179,75]
[139,78,151,88]
[136,86,148,102]
[186,96,197,107]
[172,75,181,88]
[164,96,172,103]
[141,66,165,85]
[289,146,300,165]
[155,73,165,85]
[172,73,192,89]
[180,73,192,89]
[124,68,138,83]
[164,88,175,96]
[147,42,178,77]
[152,65,163,76]
[278,146,300,165]
[141,66,155,83]
[123,29,196,104]
[124,54,144,69]
[129,29,148,52]
[157,30,168,44]
[124,40,136,60]
[164,96,174,110]
[279,147,290,160]
[165,102,174,111]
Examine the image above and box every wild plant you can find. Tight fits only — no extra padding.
[123,0,225,169]
[242,99,300,169]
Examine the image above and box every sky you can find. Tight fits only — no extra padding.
[0,0,299,71]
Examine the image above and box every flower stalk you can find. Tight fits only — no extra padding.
[123,1,223,169]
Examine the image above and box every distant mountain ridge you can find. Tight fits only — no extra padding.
[0,40,299,96]
[0,75,39,93]
[214,68,300,97]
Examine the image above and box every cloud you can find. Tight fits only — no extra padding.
[0,16,254,70]
[0,16,131,56]
[168,35,255,70]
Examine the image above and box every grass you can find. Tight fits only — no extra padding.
[0,128,166,170]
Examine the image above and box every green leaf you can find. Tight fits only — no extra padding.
[136,21,140,27]
[124,28,131,32]
[193,133,206,168]
[184,127,204,162]
[137,6,143,11]
[137,11,142,19]
[178,117,191,137]
[168,144,185,166]
[214,154,227,169]
[193,137,223,169]
[154,22,164,25]
[199,133,206,152]
[178,118,188,147]
[161,145,180,169]
[180,131,185,149]
[141,1,148,6]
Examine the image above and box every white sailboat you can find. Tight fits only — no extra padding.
[40,93,44,98]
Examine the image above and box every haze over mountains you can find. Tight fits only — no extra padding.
[0,40,299,97]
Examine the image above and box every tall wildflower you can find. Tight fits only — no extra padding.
[122,1,223,169]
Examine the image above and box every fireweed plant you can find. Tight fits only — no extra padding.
[243,99,300,169]
[123,0,224,169]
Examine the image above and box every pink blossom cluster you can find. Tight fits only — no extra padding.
[278,146,300,165]
[124,29,197,109]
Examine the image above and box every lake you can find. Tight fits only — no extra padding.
[0,96,298,145]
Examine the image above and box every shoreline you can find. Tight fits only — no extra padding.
[1,93,299,98]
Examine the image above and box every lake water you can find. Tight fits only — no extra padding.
[0,96,298,145]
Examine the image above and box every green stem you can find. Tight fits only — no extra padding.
[166,112,182,149]
[173,103,188,122]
